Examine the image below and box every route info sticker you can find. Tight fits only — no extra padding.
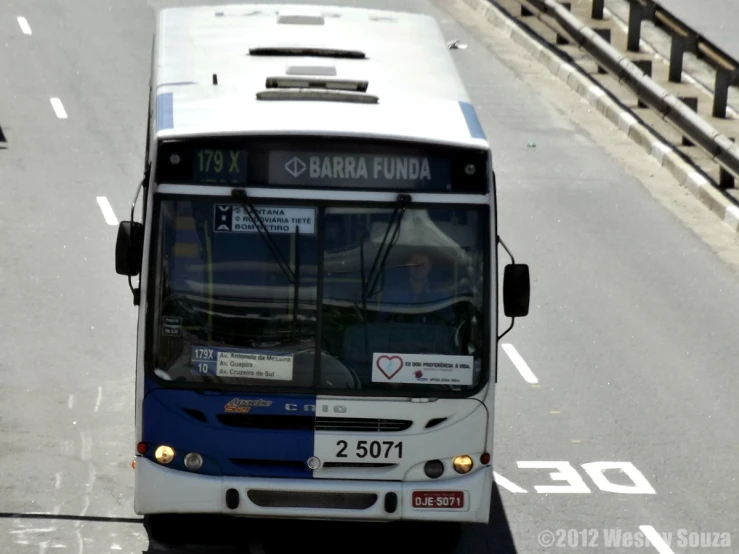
[371,353,473,386]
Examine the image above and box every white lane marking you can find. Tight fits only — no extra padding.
[94,386,102,412]
[80,432,92,462]
[17,16,32,35]
[501,343,538,383]
[67,395,74,409]
[54,473,62,490]
[493,471,527,493]
[639,525,675,554]
[96,197,118,225]
[49,98,67,119]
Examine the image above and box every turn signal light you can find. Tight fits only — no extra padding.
[184,452,203,471]
[480,452,491,465]
[424,460,444,479]
[136,442,148,454]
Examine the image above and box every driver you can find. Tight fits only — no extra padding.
[381,251,443,303]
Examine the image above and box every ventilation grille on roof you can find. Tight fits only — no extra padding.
[248,47,366,59]
[265,77,368,92]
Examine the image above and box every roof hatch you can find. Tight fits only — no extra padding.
[285,63,337,76]
[276,9,325,25]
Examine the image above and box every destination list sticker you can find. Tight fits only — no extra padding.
[213,205,316,235]
[191,347,293,381]
[371,353,474,385]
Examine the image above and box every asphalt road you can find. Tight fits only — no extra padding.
[652,0,739,61]
[1,0,739,553]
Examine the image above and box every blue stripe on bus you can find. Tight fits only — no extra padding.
[141,379,315,479]
[459,101,486,140]
[156,92,174,131]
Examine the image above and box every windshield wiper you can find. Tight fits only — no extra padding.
[357,194,411,359]
[231,189,302,341]
[231,189,296,284]
[364,194,411,297]
[292,225,300,340]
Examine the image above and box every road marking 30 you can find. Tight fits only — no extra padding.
[496,461,656,494]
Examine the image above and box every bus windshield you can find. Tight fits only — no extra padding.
[149,196,489,396]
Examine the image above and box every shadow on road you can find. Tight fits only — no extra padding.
[0,484,517,553]
[0,512,141,524]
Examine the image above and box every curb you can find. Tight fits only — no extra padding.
[460,0,739,234]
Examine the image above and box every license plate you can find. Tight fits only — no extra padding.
[411,490,465,509]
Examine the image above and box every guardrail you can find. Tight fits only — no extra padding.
[511,0,739,188]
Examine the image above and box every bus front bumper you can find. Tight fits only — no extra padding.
[134,457,492,524]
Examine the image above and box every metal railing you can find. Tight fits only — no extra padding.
[512,0,739,187]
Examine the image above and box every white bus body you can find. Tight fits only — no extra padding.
[115,3,529,538]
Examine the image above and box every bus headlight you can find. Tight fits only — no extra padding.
[184,452,203,471]
[154,445,175,464]
[452,455,473,474]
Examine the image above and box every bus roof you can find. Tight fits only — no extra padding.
[152,4,488,150]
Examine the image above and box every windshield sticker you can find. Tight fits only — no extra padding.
[213,205,316,235]
[161,316,182,337]
[371,353,474,386]
[191,346,294,381]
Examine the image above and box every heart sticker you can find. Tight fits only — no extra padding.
[376,355,404,380]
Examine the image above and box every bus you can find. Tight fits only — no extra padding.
[115,2,530,545]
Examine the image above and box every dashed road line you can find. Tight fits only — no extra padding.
[94,386,103,412]
[96,197,118,225]
[49,98,67,119]
[501,343,538,383]
[17,16,32,35]
[639,525,676,554]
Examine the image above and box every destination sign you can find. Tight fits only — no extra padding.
[192,148,247,184]
[268,151,452,189]
[155,138,489,193]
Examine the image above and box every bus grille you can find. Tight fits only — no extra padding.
[316,417,412,432]
[247,490,377,510]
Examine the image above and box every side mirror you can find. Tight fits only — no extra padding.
[115,221,144,276]
[503,263,530,318]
